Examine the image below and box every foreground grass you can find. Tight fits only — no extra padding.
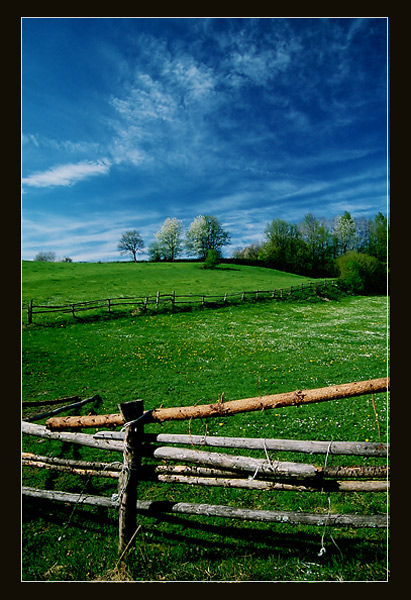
[21,263,389,582]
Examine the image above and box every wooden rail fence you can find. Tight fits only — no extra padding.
[24,279,337,324]
[22,377,389,558]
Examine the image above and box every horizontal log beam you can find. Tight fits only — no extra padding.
[155,472,389,493]
[150,378,390,422]
[22,487,388,528]
[45,412,125,430]
[26,394,102,423]
[147,445,318,479]
[22,396,81,408]
[96,431,389,457]
[21,456,389,491]
[22,421,123,452]
[45,378,390,429]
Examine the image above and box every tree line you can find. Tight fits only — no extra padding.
[118,211,388,292]
[34,210,389,294]
[232,211,389,294]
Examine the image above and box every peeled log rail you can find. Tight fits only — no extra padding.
[96,431,389,457]
[22,487,388,528]
[21,421,124,453]
[147,445,317,479]
[45,378,389,430]
[155,473,389,493]
[145,446,388,480]
[21,456,388,492]
[25,394,102,423]
[154,464,389,486]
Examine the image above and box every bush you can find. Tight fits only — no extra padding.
[202,249,220,269]
[335,251,386,294]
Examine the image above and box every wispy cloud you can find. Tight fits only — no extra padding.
[22,159,111,188]
[21,18,388,261]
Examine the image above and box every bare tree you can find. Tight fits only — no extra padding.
[117,230,144,262]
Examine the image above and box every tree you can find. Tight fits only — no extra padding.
[148,241,163,262]
[232,243,263,260]
[117,230,144,262]
[259,218,306,273]
[35,251,56,262]
[367,212,389,264]
[332,211,357,255]
[185,215,231,260]
[299,213,333,276]
[154,217,184,261]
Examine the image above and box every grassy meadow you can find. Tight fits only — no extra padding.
[21,260,389,582]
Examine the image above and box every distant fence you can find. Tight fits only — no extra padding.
[22,377,389,557]
[23,279,337,324]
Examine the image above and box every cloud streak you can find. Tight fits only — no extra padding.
[22,159,111,188]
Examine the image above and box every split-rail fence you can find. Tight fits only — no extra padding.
[24,279,337,324]
[22,377,389,557]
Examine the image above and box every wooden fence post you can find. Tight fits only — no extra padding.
[172,291,175,309]
[156,291,160,309]
[28,300,33,324]
[118,400,144,557]
[107,299,111,313]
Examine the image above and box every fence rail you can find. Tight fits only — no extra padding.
[22,378,390,558]
[23,279,337,324]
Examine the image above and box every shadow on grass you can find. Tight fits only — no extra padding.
[22,495,386,566]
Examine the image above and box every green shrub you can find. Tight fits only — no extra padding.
[336,251,386,294]
[202,249,220,269]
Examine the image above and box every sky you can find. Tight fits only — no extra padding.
[21,17,389,262]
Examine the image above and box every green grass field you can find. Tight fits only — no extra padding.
[21,261,389,582]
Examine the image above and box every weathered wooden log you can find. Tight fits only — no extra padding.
[146,445,318,479]
[154,464,389,492]
[93,432,389,458]
[21,455,389,492]
[26,394,102,422]
[23,486,116,508]
[318,465,389,479]
[22,487,388,528]
[22,396,81,408]
[22,421,123,452]
[146,434,389,457]
[22,452,122,470]
[146,446,388,480]
[45,378,390,429]
[155,473,389,493]
[23,461,121,479]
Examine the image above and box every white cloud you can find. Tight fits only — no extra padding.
[22,159,111,188]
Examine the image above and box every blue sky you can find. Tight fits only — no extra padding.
[21,17,389,262]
